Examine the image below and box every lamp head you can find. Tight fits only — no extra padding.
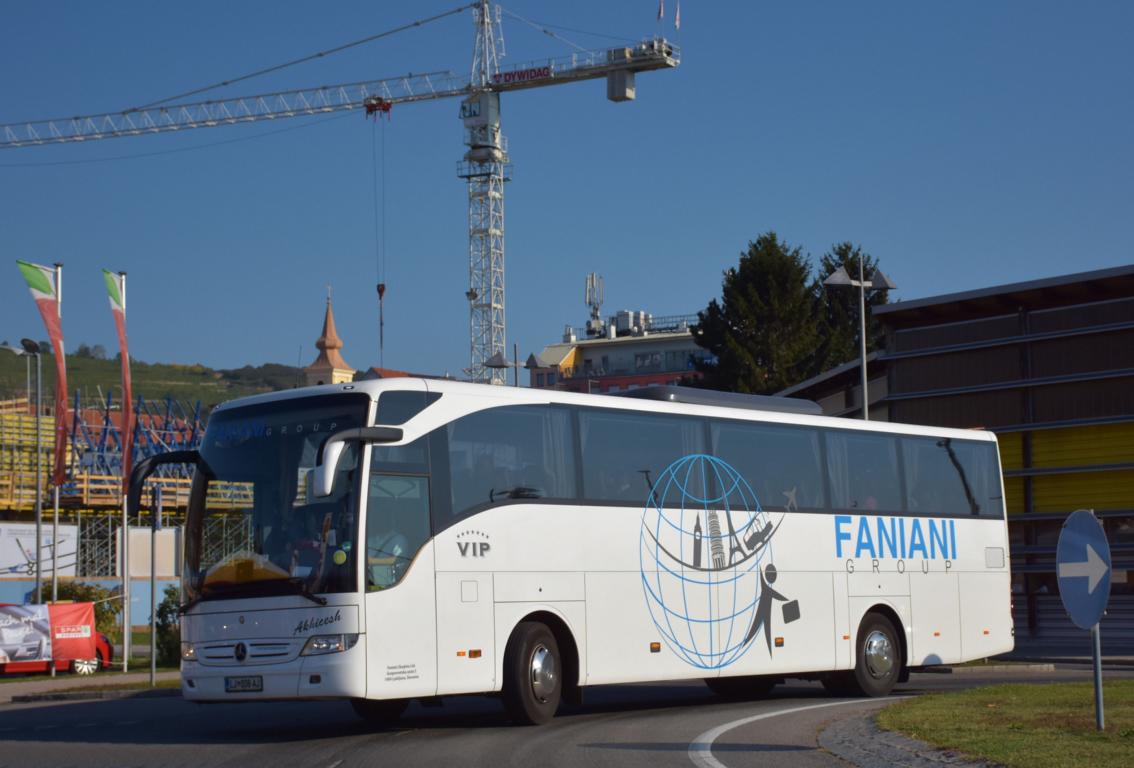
[823,266,853,287]
[483,351,509,369]
[868,269,897,291]
[19,339,40,355]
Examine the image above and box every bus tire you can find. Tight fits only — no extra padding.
[350,697,407,726]
[704,675,777,700]
[837,612,901,697]
[502,621,561,725]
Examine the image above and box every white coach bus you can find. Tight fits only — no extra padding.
[132,379,1012,725]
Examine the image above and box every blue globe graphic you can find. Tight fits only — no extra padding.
[639,454,773,670]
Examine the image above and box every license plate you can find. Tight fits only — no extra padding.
[225,675,263,693]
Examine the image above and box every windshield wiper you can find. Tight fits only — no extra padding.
[286,577,328,606]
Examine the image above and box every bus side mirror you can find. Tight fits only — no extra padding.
[127,450,207,526]
[313,426,404,498]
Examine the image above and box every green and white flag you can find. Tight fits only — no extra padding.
[16,260,69,487]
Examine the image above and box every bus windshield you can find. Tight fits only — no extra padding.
[183,393,371,605]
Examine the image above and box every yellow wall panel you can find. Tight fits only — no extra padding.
[1031,423,1134,469]
[1003,476,1025,515]
[997,432,1024,471]
[1031,469,1134,513]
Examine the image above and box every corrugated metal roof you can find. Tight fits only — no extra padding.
[876,263,1134,322]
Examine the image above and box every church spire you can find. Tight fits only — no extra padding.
[305,290,355,386]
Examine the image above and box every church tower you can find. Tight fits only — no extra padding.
[305,293,355,386]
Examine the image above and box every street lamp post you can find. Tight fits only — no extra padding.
[823,263,896,421]
[3,339,43,602]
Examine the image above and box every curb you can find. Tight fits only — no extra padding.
[1002,656,1134,669]
[913,663,1055,675]
[944,663,1056,674]
[11,688,181,703]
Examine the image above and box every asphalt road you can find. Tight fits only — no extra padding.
[0,666,1127,768]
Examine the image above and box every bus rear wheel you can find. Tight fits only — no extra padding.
[825,612,901,697]
[351,697,408,726]
[704,675,777,700]
[502,621,561,725]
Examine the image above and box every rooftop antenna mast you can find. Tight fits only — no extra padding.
[460,0,510,384]
[585,272,605,337]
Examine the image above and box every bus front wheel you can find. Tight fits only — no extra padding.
[825,612,901,697]
[351,697,408,726]
[502,621,562,725]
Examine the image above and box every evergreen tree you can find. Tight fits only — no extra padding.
[692,233,820,394]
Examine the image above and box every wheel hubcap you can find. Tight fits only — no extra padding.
[863,630,894,679]
[529,644,556,703]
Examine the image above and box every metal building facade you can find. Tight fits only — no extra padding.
[873,265,1134,652]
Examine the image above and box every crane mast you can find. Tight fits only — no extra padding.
[0,3,679,385]
[460,0,509,383]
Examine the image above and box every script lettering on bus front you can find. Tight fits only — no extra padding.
[291,609,342,636]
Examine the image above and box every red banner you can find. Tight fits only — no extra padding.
[47,602,97,662]
[112,307,133,493]
[103,271,133,494]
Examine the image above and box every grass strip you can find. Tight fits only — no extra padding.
[47,678,181,694]
[877,680,1134,768]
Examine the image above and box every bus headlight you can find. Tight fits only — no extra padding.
[181,642,197,661]
[300,634,359,656]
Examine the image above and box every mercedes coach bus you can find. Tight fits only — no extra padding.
[131,379,1012,725]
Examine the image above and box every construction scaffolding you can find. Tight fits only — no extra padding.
[0,393,204,513]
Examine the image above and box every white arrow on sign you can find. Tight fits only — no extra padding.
[1058,543,1109,594]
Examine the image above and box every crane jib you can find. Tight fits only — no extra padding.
[0,41,678,149]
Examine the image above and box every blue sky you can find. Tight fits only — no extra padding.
[1,1,1131,377]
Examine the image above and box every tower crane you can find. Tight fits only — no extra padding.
[0,2,680,384]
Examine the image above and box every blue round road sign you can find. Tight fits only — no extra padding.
[1056,510,1112,630]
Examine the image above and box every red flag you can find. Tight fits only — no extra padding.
[103,270,133,495]
[16,260,69,487]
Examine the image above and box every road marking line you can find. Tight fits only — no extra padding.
[688,698,898,768]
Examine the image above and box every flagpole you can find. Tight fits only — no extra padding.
[121,271,130,674]
[49,263,62,678]
[34,349,43,605]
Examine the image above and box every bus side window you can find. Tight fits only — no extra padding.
[578,409,704,503]
[902,437,1002,518]
[710,421,825,512]
[826,431,904,513]
[366,474,430,590]
[444,405,576,524]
